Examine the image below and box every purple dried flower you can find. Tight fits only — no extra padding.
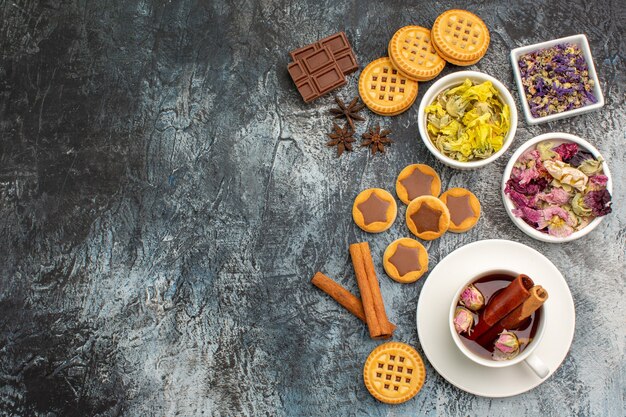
[584,90,598,103]
[553,143,579,161]
[512,206,543,226]
[518,43,596,118]
[568,149,595,166]
[506,176,549,196]
[583,189,612,216]
[589,175,609,188]
[505,182,535,208]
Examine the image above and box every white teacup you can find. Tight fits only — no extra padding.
[449,270,550,378]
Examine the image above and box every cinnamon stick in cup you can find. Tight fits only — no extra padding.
[477,285,548,347]
[311,272,367,322]
[469,274,534,340]
[500,285,548,329]
[349,242,395,339]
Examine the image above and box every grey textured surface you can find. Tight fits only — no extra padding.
[0,0,624,416]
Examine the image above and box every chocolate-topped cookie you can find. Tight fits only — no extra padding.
[406,195,450,240]
[395,164,441,205]
[439,188,481,232]
[383,238,429,283]
[352,188,398,233]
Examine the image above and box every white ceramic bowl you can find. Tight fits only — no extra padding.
[418,71,518,170]
[510,34,605,125]
[501,132,613,243]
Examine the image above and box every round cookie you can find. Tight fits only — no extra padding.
[358,57,419,116]
[406,195,450,240]
[352,188,397,233]
[383,238,429,283]
[363,341,426,404]
[431,41,483,66]
[439,187,481,232]
[395,164,442,205]
[431,9,490,66]
[388,26,446,81]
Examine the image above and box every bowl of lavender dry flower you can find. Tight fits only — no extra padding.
[502,132,613,243]
[510,34,604,125]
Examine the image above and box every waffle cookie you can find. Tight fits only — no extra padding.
[431,9,490,66]
[352,188,398,233]
[406,195,450,240]
[383,238,429,283]
[358,57,419,116]
[388,26,446,81]
[395,164,441,205]
[363,341,426,404]
[439,187,481,232]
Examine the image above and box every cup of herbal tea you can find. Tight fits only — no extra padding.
[448,269,550,378]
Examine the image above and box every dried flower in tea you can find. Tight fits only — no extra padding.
[492,331,520,361]
[454,306,474,334]
[459,284,485,311]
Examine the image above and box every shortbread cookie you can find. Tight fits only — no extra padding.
[395,164,441,205]
[406,195,450,240]
[352,188,398,233]
[388,26,446,81]
[358,57,419,116]
[363,341,426,404]
[383,238,429,283]
[439,188,481,232]
[431,9,490,66]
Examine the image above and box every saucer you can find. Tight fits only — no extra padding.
[416,239,575,397]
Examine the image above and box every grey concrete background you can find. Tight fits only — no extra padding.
[0,0,624,416]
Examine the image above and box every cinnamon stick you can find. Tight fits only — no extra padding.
[311,272,366,322]
[476,285,548,347]
[500,285,548,329]
[469,274,534,340]
[349,242,395,339]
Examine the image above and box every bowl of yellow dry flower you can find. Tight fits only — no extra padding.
[418,71,518,169]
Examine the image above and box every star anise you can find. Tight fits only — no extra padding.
[326,122,356,157]
[361,124,393,155]
[329,96,365,131]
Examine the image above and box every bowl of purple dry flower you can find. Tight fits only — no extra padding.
[510,34,604,125]
[502,132,612,243]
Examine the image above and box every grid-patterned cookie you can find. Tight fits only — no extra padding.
[358,58,418,116]
[388,26,446,81]
[431,9,490,65]
[363,342,426,404]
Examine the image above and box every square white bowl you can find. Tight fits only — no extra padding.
[510,34,604,125]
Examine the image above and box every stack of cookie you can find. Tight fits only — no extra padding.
[359,9,490,116]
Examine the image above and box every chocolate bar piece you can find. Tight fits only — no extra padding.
[289,32,358,75]
[287,32,358,102]
[288,46,346,103]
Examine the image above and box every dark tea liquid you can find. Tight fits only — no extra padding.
[458,273,541,360]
